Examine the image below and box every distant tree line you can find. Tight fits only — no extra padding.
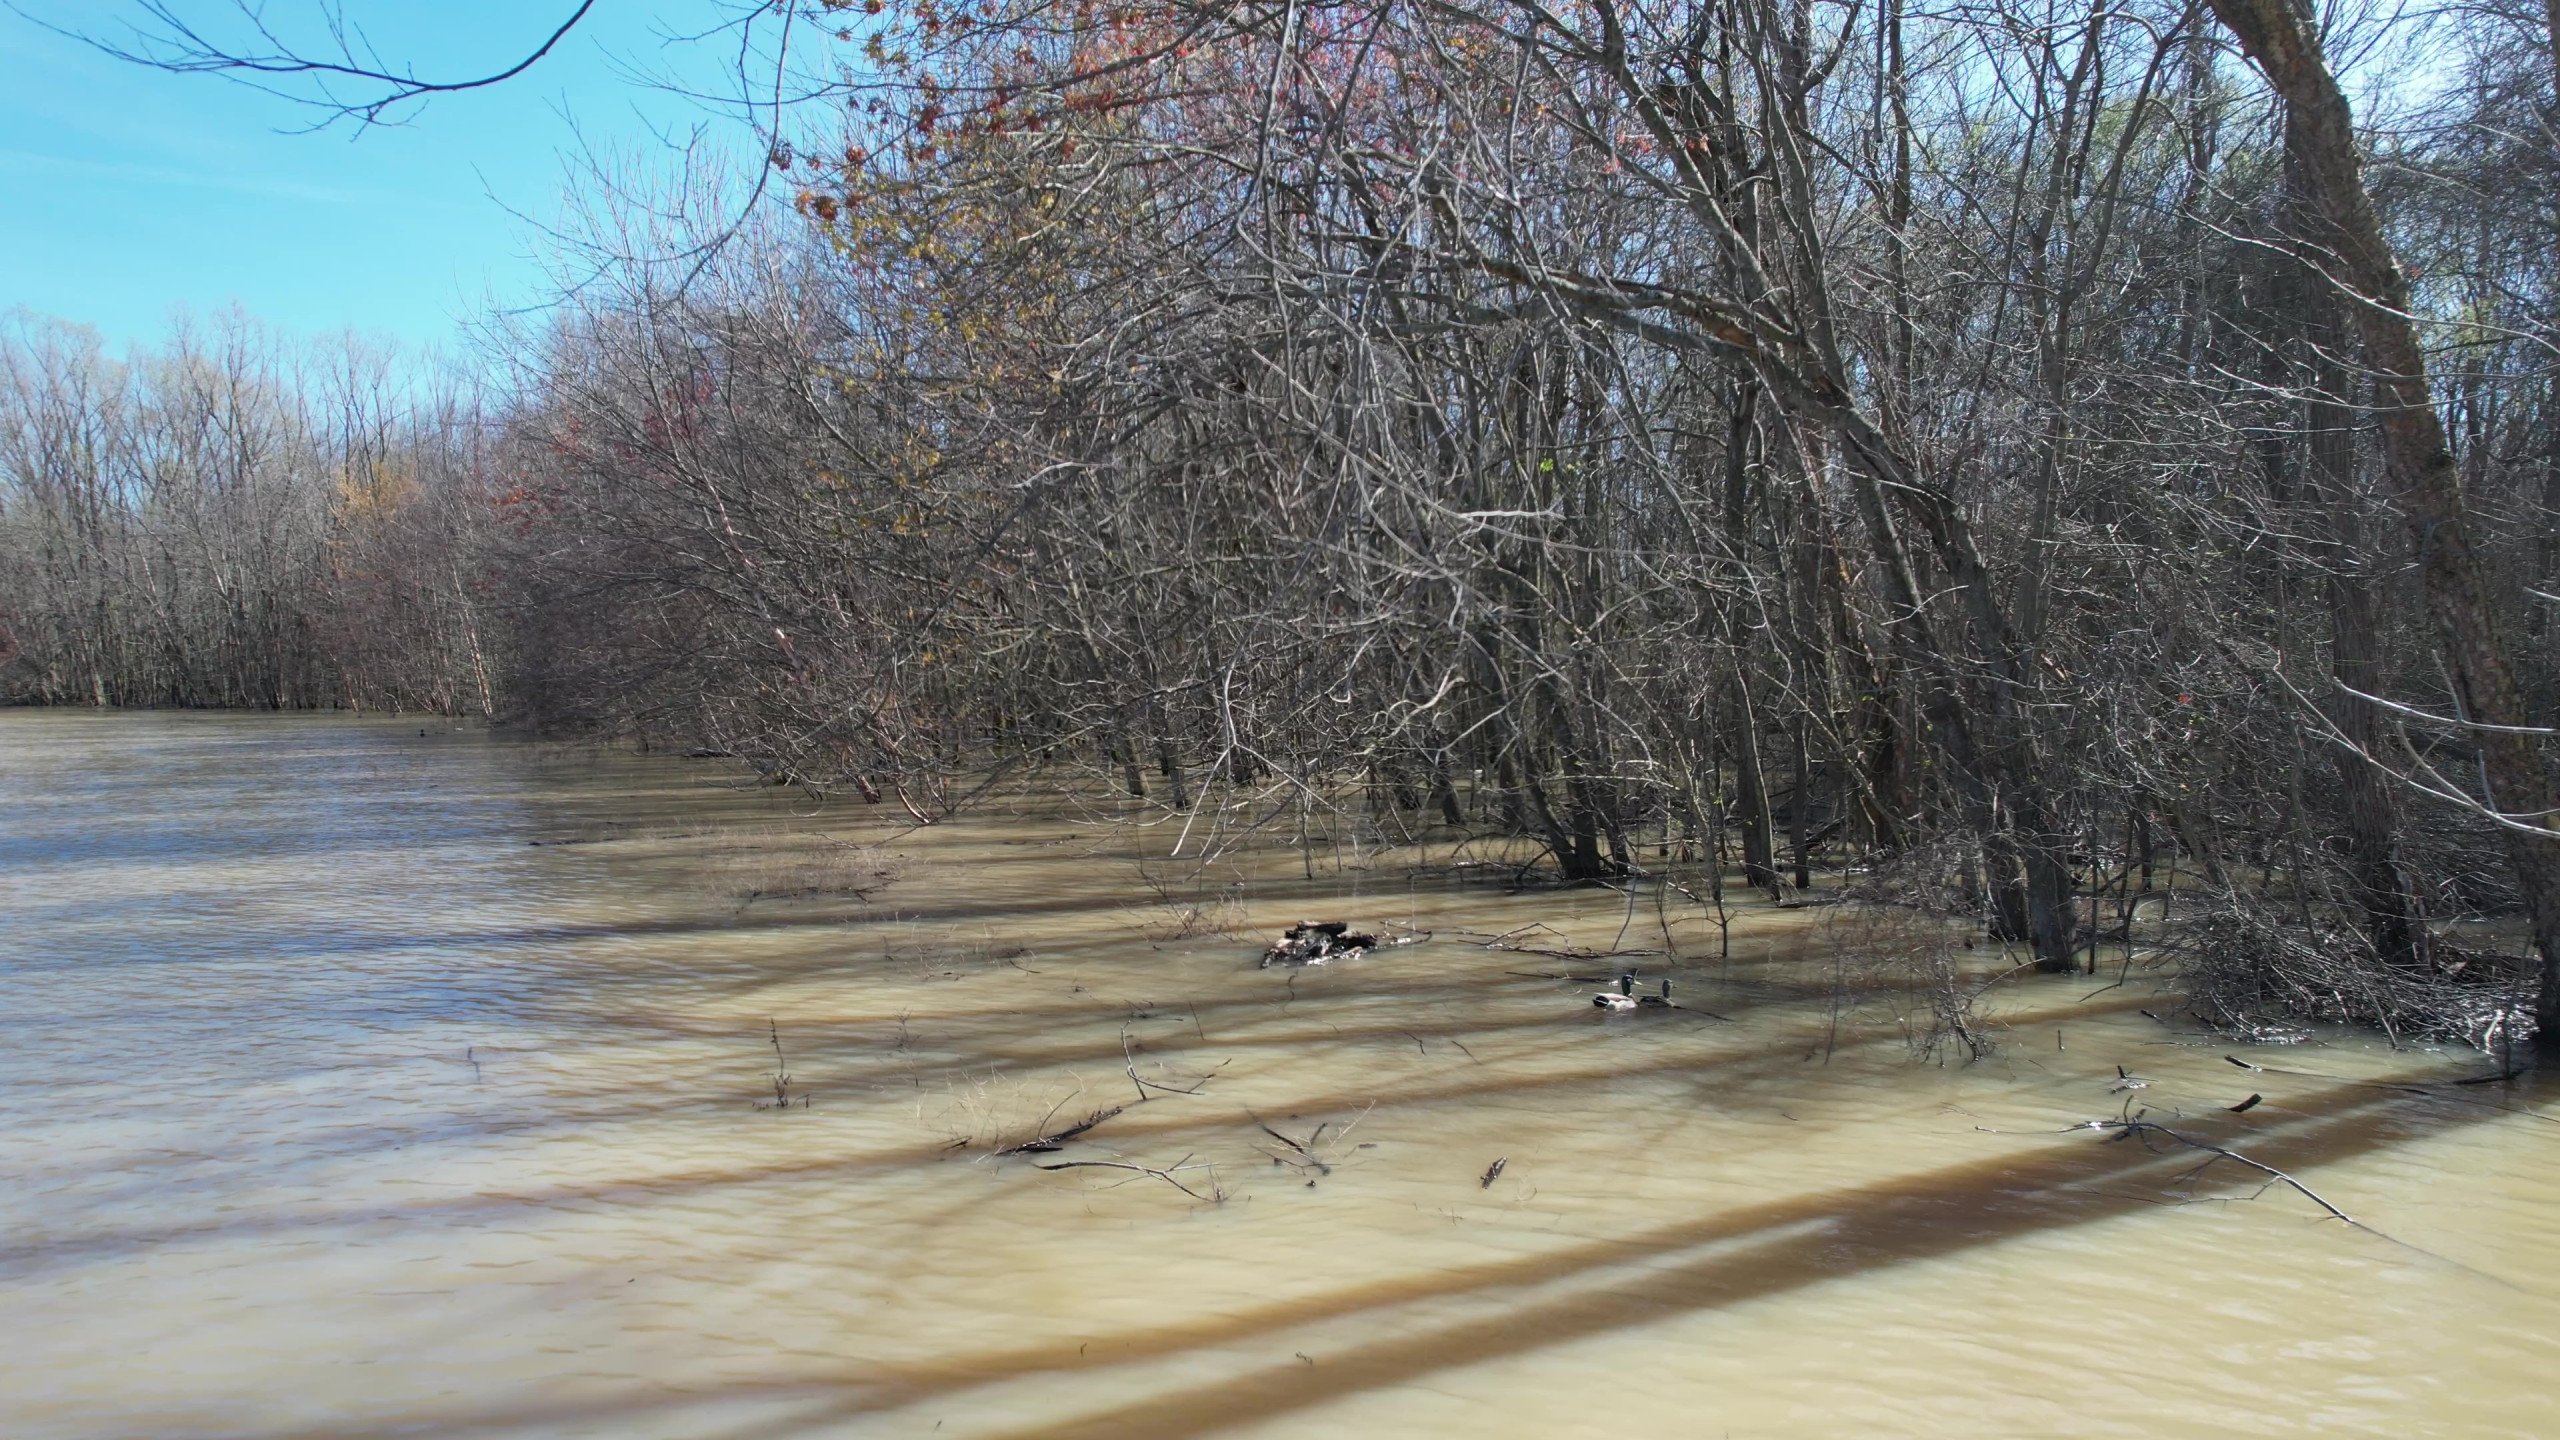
[9,0,2560,1046]
[0,312,499,714]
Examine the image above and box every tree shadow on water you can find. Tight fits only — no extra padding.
[197,1071,2546,1440]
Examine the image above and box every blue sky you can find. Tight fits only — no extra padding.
[0,2,762,353]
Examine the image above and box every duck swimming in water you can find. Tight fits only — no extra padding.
[1592,976,1674,1009]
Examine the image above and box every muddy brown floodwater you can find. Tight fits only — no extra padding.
[4,712,2559,1439]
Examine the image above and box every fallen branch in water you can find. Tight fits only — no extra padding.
[1249,1102,1376,1185]
[1122,1024,1223,1102]
[2082,1114,2355,1225]
[990,1029,1219,1165]
[995,1103,1125,1155]
[1032,1154,1223,1202]
[1970,1095,2521,1290]
[1256,1119,1333,1177]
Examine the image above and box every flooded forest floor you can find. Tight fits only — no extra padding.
[5,714,2559,1439]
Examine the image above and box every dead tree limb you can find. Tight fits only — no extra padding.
[1121,1024,1221,1101]
[1032,1154,1222,1201]
[995,1104,1125,1156]
[2088,1117,2355,1224]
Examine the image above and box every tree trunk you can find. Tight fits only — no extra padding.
[2209,0,2560,1037]
[1732,682,1781,892]
[1790,719,1813,892]
[2281,132,2428,974]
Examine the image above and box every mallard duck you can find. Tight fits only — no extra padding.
[1594,977,1674,1010]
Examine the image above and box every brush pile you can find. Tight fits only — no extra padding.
[2179,899,2535,1052]
[1260,921,1377,967]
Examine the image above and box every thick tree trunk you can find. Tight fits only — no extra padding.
[2318,472,2426,971]
[2209,0,2560,1038]
[2283,138,2429,974]
[2023,829,2077,971]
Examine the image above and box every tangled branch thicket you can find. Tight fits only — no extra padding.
[9,0,2560,1051]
